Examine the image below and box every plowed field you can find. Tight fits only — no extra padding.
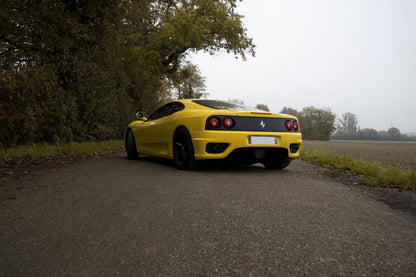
[303,140,416,169]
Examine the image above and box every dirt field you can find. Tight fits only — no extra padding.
[303,140,416,169]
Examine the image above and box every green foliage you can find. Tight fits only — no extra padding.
[170,62,208,99]
[387,127,401,140]
[1,0,134,145]
[301,147,416,190]
[118,0,254,112]
[281,106,336,140]
[0,140,124,167]
[1,0,255,147]
[281,107,299,117]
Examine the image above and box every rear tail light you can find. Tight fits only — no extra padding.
[208,117,220,128]
[285,120,293,131]
[223,117,234,129]
[293,120,299,131]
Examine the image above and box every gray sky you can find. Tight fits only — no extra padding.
[190,0,416,133]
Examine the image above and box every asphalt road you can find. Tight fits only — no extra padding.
[1,153,415,276]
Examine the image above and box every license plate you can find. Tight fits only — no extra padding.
[248,136,278,145]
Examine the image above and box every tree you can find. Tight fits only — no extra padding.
[300,107,336,140]
[120,0,255,111]
[281,107,300,118]
[338,112,359,133]
[171,62,208,99]
[1,0,130,144]
[0,0,255,146]
[255,104,269,112]
[387,127,401,140]
[281,106,336,140]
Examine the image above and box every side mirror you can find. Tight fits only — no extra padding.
[136,112,147,121]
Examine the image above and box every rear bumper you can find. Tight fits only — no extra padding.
[191,130,302,160]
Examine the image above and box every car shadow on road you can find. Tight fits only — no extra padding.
[121,155,294,174]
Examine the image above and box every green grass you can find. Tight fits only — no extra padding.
[300,147,416,190]
[0,140,124,167]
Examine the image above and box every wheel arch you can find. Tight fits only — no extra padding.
[173,125,189,136]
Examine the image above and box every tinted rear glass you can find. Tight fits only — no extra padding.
[193,100,261,111]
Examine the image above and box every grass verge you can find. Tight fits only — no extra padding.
[0,140,124,167]
[300,147,416,190]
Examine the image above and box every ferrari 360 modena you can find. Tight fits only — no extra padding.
[125,99,302,170]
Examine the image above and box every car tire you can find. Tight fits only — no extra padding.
[173,128,198,170]
[126,130,139,160]
[263,157,291,169]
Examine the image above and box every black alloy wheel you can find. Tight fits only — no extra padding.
[173,128,197,170]
[126,130,139,159]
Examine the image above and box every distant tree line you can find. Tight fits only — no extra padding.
[276,108,415,142]
[332,127,416,141]
[0,0,254,147]
[332,113,415,141]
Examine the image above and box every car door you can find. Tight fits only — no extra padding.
[137,102,184,158]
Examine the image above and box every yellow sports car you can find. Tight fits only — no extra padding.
[125,99,302,170]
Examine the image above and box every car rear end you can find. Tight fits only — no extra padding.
[191,110,302,164]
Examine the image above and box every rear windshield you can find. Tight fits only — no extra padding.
[193,100,261,111]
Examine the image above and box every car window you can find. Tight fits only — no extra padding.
[147,102,185,121]
[170,102,185,113]
[147,106,166,121]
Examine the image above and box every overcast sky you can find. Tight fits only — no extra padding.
[190,0,416,133]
